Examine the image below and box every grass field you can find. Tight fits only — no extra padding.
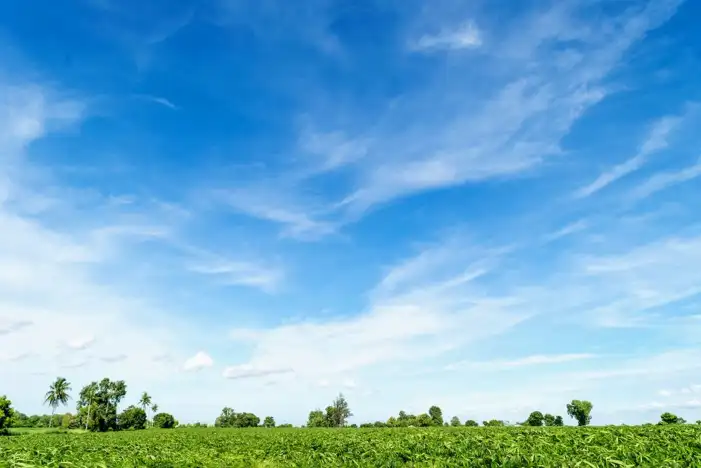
[2,426,701,467]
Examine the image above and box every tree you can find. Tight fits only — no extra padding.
[0,395,14,435]
[214,407,260,428]
[483,419,505,427]
[306,409,328,428]
[543,413,555,426]
[415,413,433,427]
[138,392,152,425]
[151,404,158,415]
[566,400,593,426]
[118,406,147,430]
[526,411,544,427]
[428,405,444,426]
[329,393,352,427]
[464,419,479,427]
[78,382,98,431]
[44,377,71,428]
[153,413,177,429]
[660,412,686,425]
[76,378,127,432]
[450,416,461,427]
[554,416,564,426]
[263,416,276,428]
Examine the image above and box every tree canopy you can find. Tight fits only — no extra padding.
[566,400,593,426]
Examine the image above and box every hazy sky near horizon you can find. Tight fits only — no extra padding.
[1,0,701,426]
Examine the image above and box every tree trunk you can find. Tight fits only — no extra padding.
[49,408,55,428]
[85,401,91,431]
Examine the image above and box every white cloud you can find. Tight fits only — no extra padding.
[445,353,596,371]
[215,185,336,240]
[412,21,482,52]
[659,389,672,397]
[183,351,213,372]
[66,336,96,351]
[630,157,701,200]
[189,260,283,293]
[543,220,589,242]
[133,94,178,110]
[222,364,292,380]
[575,114,683,198]
[226,240,528,383]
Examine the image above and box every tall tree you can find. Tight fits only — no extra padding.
[329,393,352,427]
[566,400,593,426]
[428,406,444,426]
[0,395,14,434]
[450,416,461,427]
[44,377,71,428]
[139,392,152,426]
[78,382,98,430]
[76,378,127,432]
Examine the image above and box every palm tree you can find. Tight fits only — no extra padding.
[80,382,98,431]
[151,403,158,414]
[44,377,71,427]
[139,392,152,426]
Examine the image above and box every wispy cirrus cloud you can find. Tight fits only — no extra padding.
[629,157,701,200]
[445,353,597,372]
[410,21,482,52]
[575,113,685,198]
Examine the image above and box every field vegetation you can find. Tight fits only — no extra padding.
[2,376,701,466]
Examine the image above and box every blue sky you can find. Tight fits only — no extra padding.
[1,0,701,426]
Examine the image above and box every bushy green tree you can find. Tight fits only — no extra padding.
[554,415,564,426]
[450,416,461,427]
[76,378,127,432]
[328,394,352,427]
[118,406,147,430]
[464,419,479,427]
[214,407,260,427]
[306,409,329,428]
[0,395,14,435]
[153,412,177,428]
[566,400,593,426]
[526,411,544,426]
[428,405,443,426]
[660,412,686,425]
[483,419,505,427]
[263,416,275,428]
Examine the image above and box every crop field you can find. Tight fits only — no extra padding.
[2,426,701,467]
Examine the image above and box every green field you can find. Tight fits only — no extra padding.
[2,426,701,467]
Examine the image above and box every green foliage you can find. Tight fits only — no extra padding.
[659,412,686,425]
[0,395,14,435]
[118,406,147,430]
[44,377,71,427]
[566,400,593,426]
[307,410,329,428]
[553,415,564,426]
[2,426,701,466]
[526,411,544,427]
[483,419,505,427]
[307,394,352,428]
[450,416,461,427]
[428,405,443,426]
[153,413,177,429]
[464,419,479,427]
[215,407,260,428]
[76,378,127,432]
[263,416,276,428]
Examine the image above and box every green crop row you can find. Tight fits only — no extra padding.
[2,425,701,467]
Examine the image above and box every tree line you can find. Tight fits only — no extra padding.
[1,377,699,435]
[1,376,177,434]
